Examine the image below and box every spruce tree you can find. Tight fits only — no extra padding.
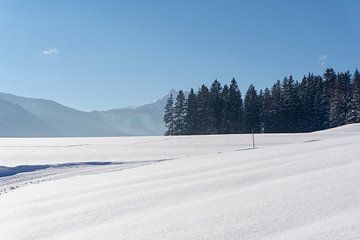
[280,76,299,132]
[185,88,199,134]
[298,75,311,131]
[312,75,325,130]
[228,78,243,133]
[347,69,360,123]
[354,69,360,122]
[322,68,337,128]
[197,85,211,134]
[244,84,261,133]
[262,88,272,133]
[164,94,175,135]
[258,89,265,133]
[173,90,187,135]
[298,74,324,132]
[330,72,351,127]
[323,68,337,98]
[268,80,282,133]
[209,80,224,133]
[221,84,231,134]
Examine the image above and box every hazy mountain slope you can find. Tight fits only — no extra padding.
[92,89,178,136]
[0,98,57,136]
[0,92,122,137]
[92,107,165,136]
[0,90,176,137]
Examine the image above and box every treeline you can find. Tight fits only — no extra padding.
[164,68,360,135]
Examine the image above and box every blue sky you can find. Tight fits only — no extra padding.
[0,0,359,110]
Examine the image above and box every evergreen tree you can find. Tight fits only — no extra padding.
[321,68,337,128]
[221,84,231,134]
[185,88,199,134]
[262,88,272,133]
[280,76,299,132]
[209,80,224,133]
[173,90,187,135]
[197,85,211,134]
[244,84,261,133]
[312,75,325,130]
[330,72,351,127]
[267,80,282,133]
[227,78,243,133]
[164,94,175,135]
[258,89,265,133]
[298,75,311,131]
[323,68,337,98]
[298,74,324,132]
[347,69,360,123]
[354,69,360,122]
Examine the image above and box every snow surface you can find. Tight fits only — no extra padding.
[0,124,360,239]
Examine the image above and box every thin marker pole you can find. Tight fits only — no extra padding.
[252,130,255,149]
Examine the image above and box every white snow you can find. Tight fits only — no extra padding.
[0,124,360,239]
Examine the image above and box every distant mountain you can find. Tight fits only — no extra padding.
[0,98,57,137]
[92,89,178,136]
[0,90,176,137]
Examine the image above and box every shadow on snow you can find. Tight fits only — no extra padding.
[0,159,171,178]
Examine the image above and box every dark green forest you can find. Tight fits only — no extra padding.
[164,68,360,135]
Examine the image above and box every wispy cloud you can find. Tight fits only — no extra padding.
[41,48,59,55]
[318,55,327,66]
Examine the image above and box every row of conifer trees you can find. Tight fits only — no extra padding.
[164,68,360,135]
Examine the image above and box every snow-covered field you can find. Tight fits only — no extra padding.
[1,124,360,240]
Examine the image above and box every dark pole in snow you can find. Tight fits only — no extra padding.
[252,130,255,149]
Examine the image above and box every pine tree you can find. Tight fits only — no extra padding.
[209,80,224,133]
[354,69,360,122]
[262,88,272,133]
[258,89,265,133]
[323,68,337,98]
[197,85,211,134]
[347,69,360,123]
[227,78,243,133]
[268,80,282,133]
[221,84,231,134]
[322,68,337,128]
[173,90,187,135]
[185,88,199,134]
[244,84,261,133]
[164,94,175,135]
[312,75,325,130]
[330,72,351,127]
[298,74,324,132]
[280,76,299,132]
[298,75,311,131]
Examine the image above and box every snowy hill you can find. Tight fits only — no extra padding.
[0,124,360,239]
[0,91,173,136]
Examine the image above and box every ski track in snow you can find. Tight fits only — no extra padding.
[0,159,175,195]
[0,124,360,240]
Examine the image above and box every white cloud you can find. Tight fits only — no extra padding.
[318,55,327,66]
[41,48,59,55]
